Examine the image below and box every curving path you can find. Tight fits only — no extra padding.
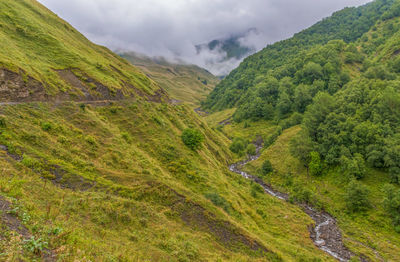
[229,143,355,261]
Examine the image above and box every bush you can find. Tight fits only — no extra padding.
[21,154,41,169]
[246,144,256,156]
[41,122,52,131]
[264,127,282,148]
[251,183,264,198]
[121,132,132,143]
[229,137,248,155]
[279,112,303,129]
[389,167,400,185]
[261,160,273,176]
[205,192,231,213]
[0,117,6,128]
[345,180,370,213]
[383,184,400,227]
[23,236,48,255]
[309,151,323,176]
[181,128,204,150]
[341,153,366,180]
[290,185,313,204]
[79,103,86,111]
[85,135,97,146]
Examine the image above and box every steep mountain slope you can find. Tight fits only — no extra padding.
[201,0,400,260]
[121,53,219,107]
[203,0,395,111]
[0,0,159,102]
[0,0,351,261]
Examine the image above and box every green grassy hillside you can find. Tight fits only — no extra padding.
[0,100,339,261]
[0,0,346,261]
[0,0,159,101]
[121,53,219,107]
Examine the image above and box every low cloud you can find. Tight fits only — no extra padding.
[38,0,372,75]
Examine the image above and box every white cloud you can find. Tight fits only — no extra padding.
[38,0,372,75]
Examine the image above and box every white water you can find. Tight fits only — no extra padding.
[229,146,351,261]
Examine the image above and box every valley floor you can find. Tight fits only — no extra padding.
[206,109,400,261]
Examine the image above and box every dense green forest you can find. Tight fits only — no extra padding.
[203,0,400,230]
[203,0,394,111]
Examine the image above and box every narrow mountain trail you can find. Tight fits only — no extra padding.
[0,100,123,107]
[0,98,179,107]
[229,143,358,262]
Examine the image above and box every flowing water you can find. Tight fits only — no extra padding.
[229,144,354,261]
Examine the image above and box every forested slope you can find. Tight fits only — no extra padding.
[203,0,400,184]
[203,0,395,111]
[202,1,400,259]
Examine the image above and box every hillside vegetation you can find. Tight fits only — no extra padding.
[203,0,394,111]
[0,0,346,261]
[0,0,159,101]
[202,0,400,260]
[121,53,219,107]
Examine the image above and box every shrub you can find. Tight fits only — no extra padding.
[205,192,231,213]
[23,236,48,255]
[229,137,248,155]
[121,132,132,143]
[341,153,366,180]
[41,122,52,131]
[291,186,312,204]
[181,128,204,150]
[345,180,370,213]
[246,144,256,156]
[109,107,119,114]
[21,154,40,169]
[279,112,303,129]
[383,184,400,227]
[85,135,97,146]
[251,183,264,198]
[389,167,400,185]
[0,116,6,128]
[309,151,323,176]
[261,160,273,176]
[264,127,282,148]
[79,103,86,111]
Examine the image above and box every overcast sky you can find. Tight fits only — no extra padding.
[38,0,372,75]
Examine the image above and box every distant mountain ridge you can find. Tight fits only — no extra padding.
[194,28,261,77]
[196,28,259,60]
[120,52,219,107]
